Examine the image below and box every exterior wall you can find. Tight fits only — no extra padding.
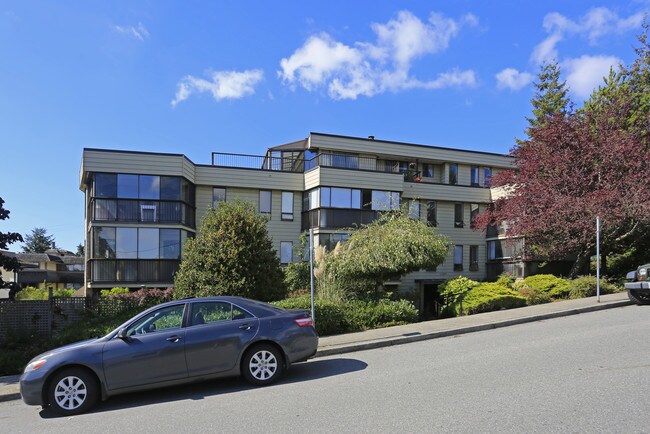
[81,149,193,183]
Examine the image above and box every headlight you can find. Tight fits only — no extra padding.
[24,358,47,373]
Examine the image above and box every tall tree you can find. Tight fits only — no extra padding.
[75,243,85,257]
[173,199,286,301]
[523,61,571,137]
[22,227,55,253]
[0,198,23,299]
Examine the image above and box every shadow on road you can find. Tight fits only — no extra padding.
[39,357,367,418]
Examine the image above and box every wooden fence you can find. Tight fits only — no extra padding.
[0,297,140,342]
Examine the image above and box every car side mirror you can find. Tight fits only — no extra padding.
[626,271,637,281]
[117,327,130,340]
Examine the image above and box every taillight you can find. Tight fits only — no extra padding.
[294,317,313,327]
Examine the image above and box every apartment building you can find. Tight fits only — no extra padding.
[79,132,513,315]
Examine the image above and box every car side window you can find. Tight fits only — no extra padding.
[233,305,254,320]
[126,304,185,336]
[191,302,232,326]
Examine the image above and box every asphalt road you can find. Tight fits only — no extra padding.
[2,305,649,433]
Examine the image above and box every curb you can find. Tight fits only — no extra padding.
[314,299,632,358]
[0,392,21,403]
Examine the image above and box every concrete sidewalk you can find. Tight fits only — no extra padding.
[0,292,631,403]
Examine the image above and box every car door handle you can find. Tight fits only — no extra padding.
[166,335,182,342]
[239,324,254,330]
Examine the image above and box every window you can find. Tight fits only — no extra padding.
[351,189,361,209]
[423,164,434,178]
[94,173,117,198]
[470,203,479,229]
[484,167,492,187]
[160,177,181,200]
[470,245,479,271]
[280,241,293,264]
[321,233,350,251]
[427,201,437,226]
[281,192,294,220]
[321,187,331,207]
[471,166,479,186]
[94,227,116,258]
[139,176,160,200]
[259,190,271,214]
[116,228,137,259]
[408,200,420,219]
[117,174,139,198]
[138,228,159,259]
[213,187,226,208]
[454,245,463,271]
[140,203,158,222]
[191,302,232,325]
[372,191,400,210]
[331,187,352,208]
[449,164,458,185]
[160,229,180,259]
[487,240,497,260]
[126,304,185,336]
[454,203,464,228]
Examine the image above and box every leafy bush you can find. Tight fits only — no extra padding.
[273,296,348,336]
[104,287,173,306]
[100,287,131,297]
[454,283,527,316]
[15,287,74,300]
[174,200,286,301]
[283,262,310,292]
[519,274,571,299]
[515,282,553,305]
[495,272,516,289]
[567,276,620,299]
[440,276,478,305]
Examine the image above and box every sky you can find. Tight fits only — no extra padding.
[0,0,648,252]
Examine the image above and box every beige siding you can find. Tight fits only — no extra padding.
[317,167,404,191]
[402,182,491,203]
[304,167,321,190]
[310,134,513,169]
[194,166,303,191]
[83,150,189,178]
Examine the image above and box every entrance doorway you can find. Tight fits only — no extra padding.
[420,283,442,320]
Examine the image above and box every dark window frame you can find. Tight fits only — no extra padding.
[259,190,272,215]
[454,203,464,228]
[281,191,294,221]
[454,245,463,271]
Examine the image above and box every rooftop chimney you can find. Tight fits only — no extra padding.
[368,135,375,140]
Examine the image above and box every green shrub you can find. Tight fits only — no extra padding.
[283,262,311,292]
[454,283,527,316]
[440,276,478,305]
[345,299,418,330]
[567,276,621,299]
[495,272,516,289]
[516,284,553,305]
[15,287,74,300]
[273,296,348,336]
[100,287,131,297]
[520,274,571,299]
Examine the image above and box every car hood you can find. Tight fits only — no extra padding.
[36,338,103,360]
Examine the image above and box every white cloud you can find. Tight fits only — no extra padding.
[531,8,644,64]
[495,68,533,91]
[279,10,478,99]
[562,55,621,99]
[172,69,264,107]
[114,22,150,41]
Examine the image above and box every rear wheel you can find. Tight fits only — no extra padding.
[628,289,650,305]
[242,344,284,386]
[48,368,99,416]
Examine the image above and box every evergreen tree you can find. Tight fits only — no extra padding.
[75,243,85,257]
[523,61,571,138]
[22,227,55,253]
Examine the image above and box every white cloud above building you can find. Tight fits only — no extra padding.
[172,69,264,107]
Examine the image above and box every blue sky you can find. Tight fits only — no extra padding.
[0,0,647,251]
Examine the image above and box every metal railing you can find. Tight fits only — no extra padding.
[91,198,195,227]
[301,208,380,230]
[212,152,305,173]
[90,259,180,283]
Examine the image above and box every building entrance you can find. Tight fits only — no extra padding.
[420,283,442,320]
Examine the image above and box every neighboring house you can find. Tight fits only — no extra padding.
[80,132,516,315]
[0,249,85,297]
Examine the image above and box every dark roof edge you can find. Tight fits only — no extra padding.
[309,132,511,158]
[83,148,196,165]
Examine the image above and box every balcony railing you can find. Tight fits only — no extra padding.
[212,152,305,173]
[91,198,195,227]
[90,259,180,283]
[301,208,380,230]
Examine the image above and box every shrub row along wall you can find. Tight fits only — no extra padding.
[0,297,140,342]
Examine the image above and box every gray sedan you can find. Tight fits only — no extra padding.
[20,296,318,415]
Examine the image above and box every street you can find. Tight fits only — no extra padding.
[1,305,649,433]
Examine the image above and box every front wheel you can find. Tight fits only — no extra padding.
[48,368,99,416]
[628,289,650,305]
[242,344,284,386]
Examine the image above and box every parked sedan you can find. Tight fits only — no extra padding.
[20,296,318,415]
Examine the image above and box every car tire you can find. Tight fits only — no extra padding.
[48,368,99,416]
[242,344,284,386]
[628,289,650,305]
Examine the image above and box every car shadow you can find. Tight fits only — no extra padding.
[38,357,367,418]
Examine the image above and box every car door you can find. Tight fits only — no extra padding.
[184,301,259,377]
[102,303,188,391]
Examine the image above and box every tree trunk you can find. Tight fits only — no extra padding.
[569,252,590,279]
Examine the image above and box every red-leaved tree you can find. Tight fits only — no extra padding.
[475,101,650,276]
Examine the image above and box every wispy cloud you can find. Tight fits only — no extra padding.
[278,10,478,100]
[495,68,533,91]
[562,55,621,99]
[531,7,644,64]
[114,22,150,41]
[172,69,264,107]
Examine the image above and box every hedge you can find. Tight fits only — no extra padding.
[453,283,527,316]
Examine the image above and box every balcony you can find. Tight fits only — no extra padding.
[91,198,195,227]
[301,208,380,230]
[90,259,180,284]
